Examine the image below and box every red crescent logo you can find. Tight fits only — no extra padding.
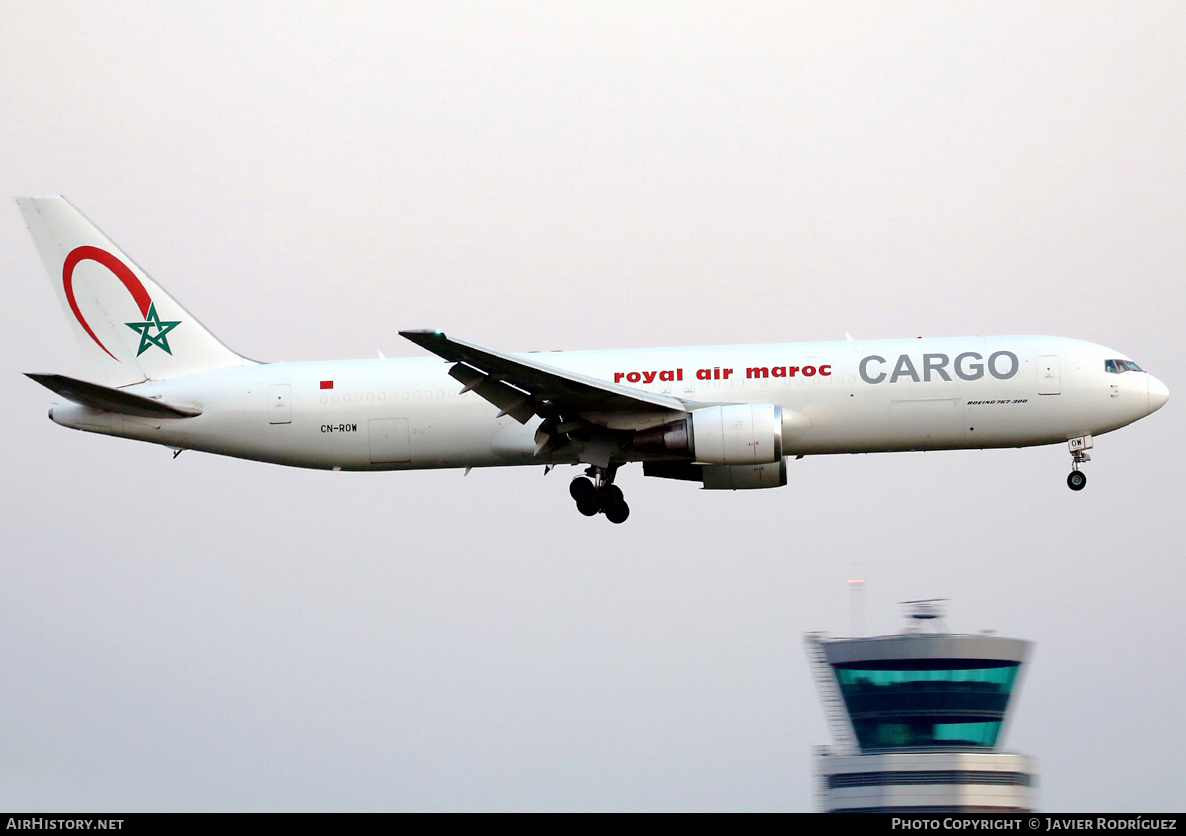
[63,246,153,361]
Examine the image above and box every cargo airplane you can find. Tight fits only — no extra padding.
[19,197,1169,523]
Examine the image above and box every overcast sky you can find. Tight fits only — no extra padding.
[1,1,1182,812]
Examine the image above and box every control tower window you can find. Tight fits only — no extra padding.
[832,660,1021,751]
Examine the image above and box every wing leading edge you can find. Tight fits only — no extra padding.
[399,330,689,424]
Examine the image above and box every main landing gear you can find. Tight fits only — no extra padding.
[1067,435,1092,492]
[569,465,630,524]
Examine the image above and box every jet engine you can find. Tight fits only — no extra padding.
[633,404,784,464]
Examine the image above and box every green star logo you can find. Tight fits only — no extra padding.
[125,302,181,356]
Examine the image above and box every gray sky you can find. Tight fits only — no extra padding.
[1,1,1182,811]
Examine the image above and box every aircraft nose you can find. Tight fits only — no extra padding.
[1148,375,1170,414]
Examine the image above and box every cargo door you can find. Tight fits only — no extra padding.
[1037,356,1061,395]
[889,398,965,448]
[369,418,411,463]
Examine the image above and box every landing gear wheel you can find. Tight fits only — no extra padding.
[604,500,630,524]
[570,477,596,503]
[598,484,629,523]
[1066,441,1092,493]
[570,464,631,521]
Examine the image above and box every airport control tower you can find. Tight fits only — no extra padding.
[805,601,1037,813]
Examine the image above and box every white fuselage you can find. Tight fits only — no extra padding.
[48,335,1167,472]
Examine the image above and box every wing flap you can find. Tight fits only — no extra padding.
[448,363,536,423]
[26,373,202,419]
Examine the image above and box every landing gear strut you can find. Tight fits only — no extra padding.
[569,465,630,523]
[1067,435,1092,491]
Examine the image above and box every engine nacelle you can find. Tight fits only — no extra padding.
[702,459,787,490]
[689,404,783,465]
[642,459,788,490]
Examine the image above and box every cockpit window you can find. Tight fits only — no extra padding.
[1106,359,1145,373]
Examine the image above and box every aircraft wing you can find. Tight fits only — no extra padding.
[26,373,202,419]
[399,330,687,426]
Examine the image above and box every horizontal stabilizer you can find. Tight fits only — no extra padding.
[25,373,201,419]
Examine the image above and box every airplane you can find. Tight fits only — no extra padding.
[19,196,1169,523]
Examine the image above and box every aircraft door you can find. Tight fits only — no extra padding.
[889,398,965,447]
[369,418,411,463]
[1037,356,1061,395]
[268,384,292,424]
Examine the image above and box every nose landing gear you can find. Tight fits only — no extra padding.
[569,466,630,523]
[1066,435,1092,491]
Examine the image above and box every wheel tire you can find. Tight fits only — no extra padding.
[601,484,624,507]
[604,501,630,524]
[576,497,600,516]
[1067,471,1087,491]
[570,477,596,503]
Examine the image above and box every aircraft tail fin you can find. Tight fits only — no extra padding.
[17,196,252,386]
